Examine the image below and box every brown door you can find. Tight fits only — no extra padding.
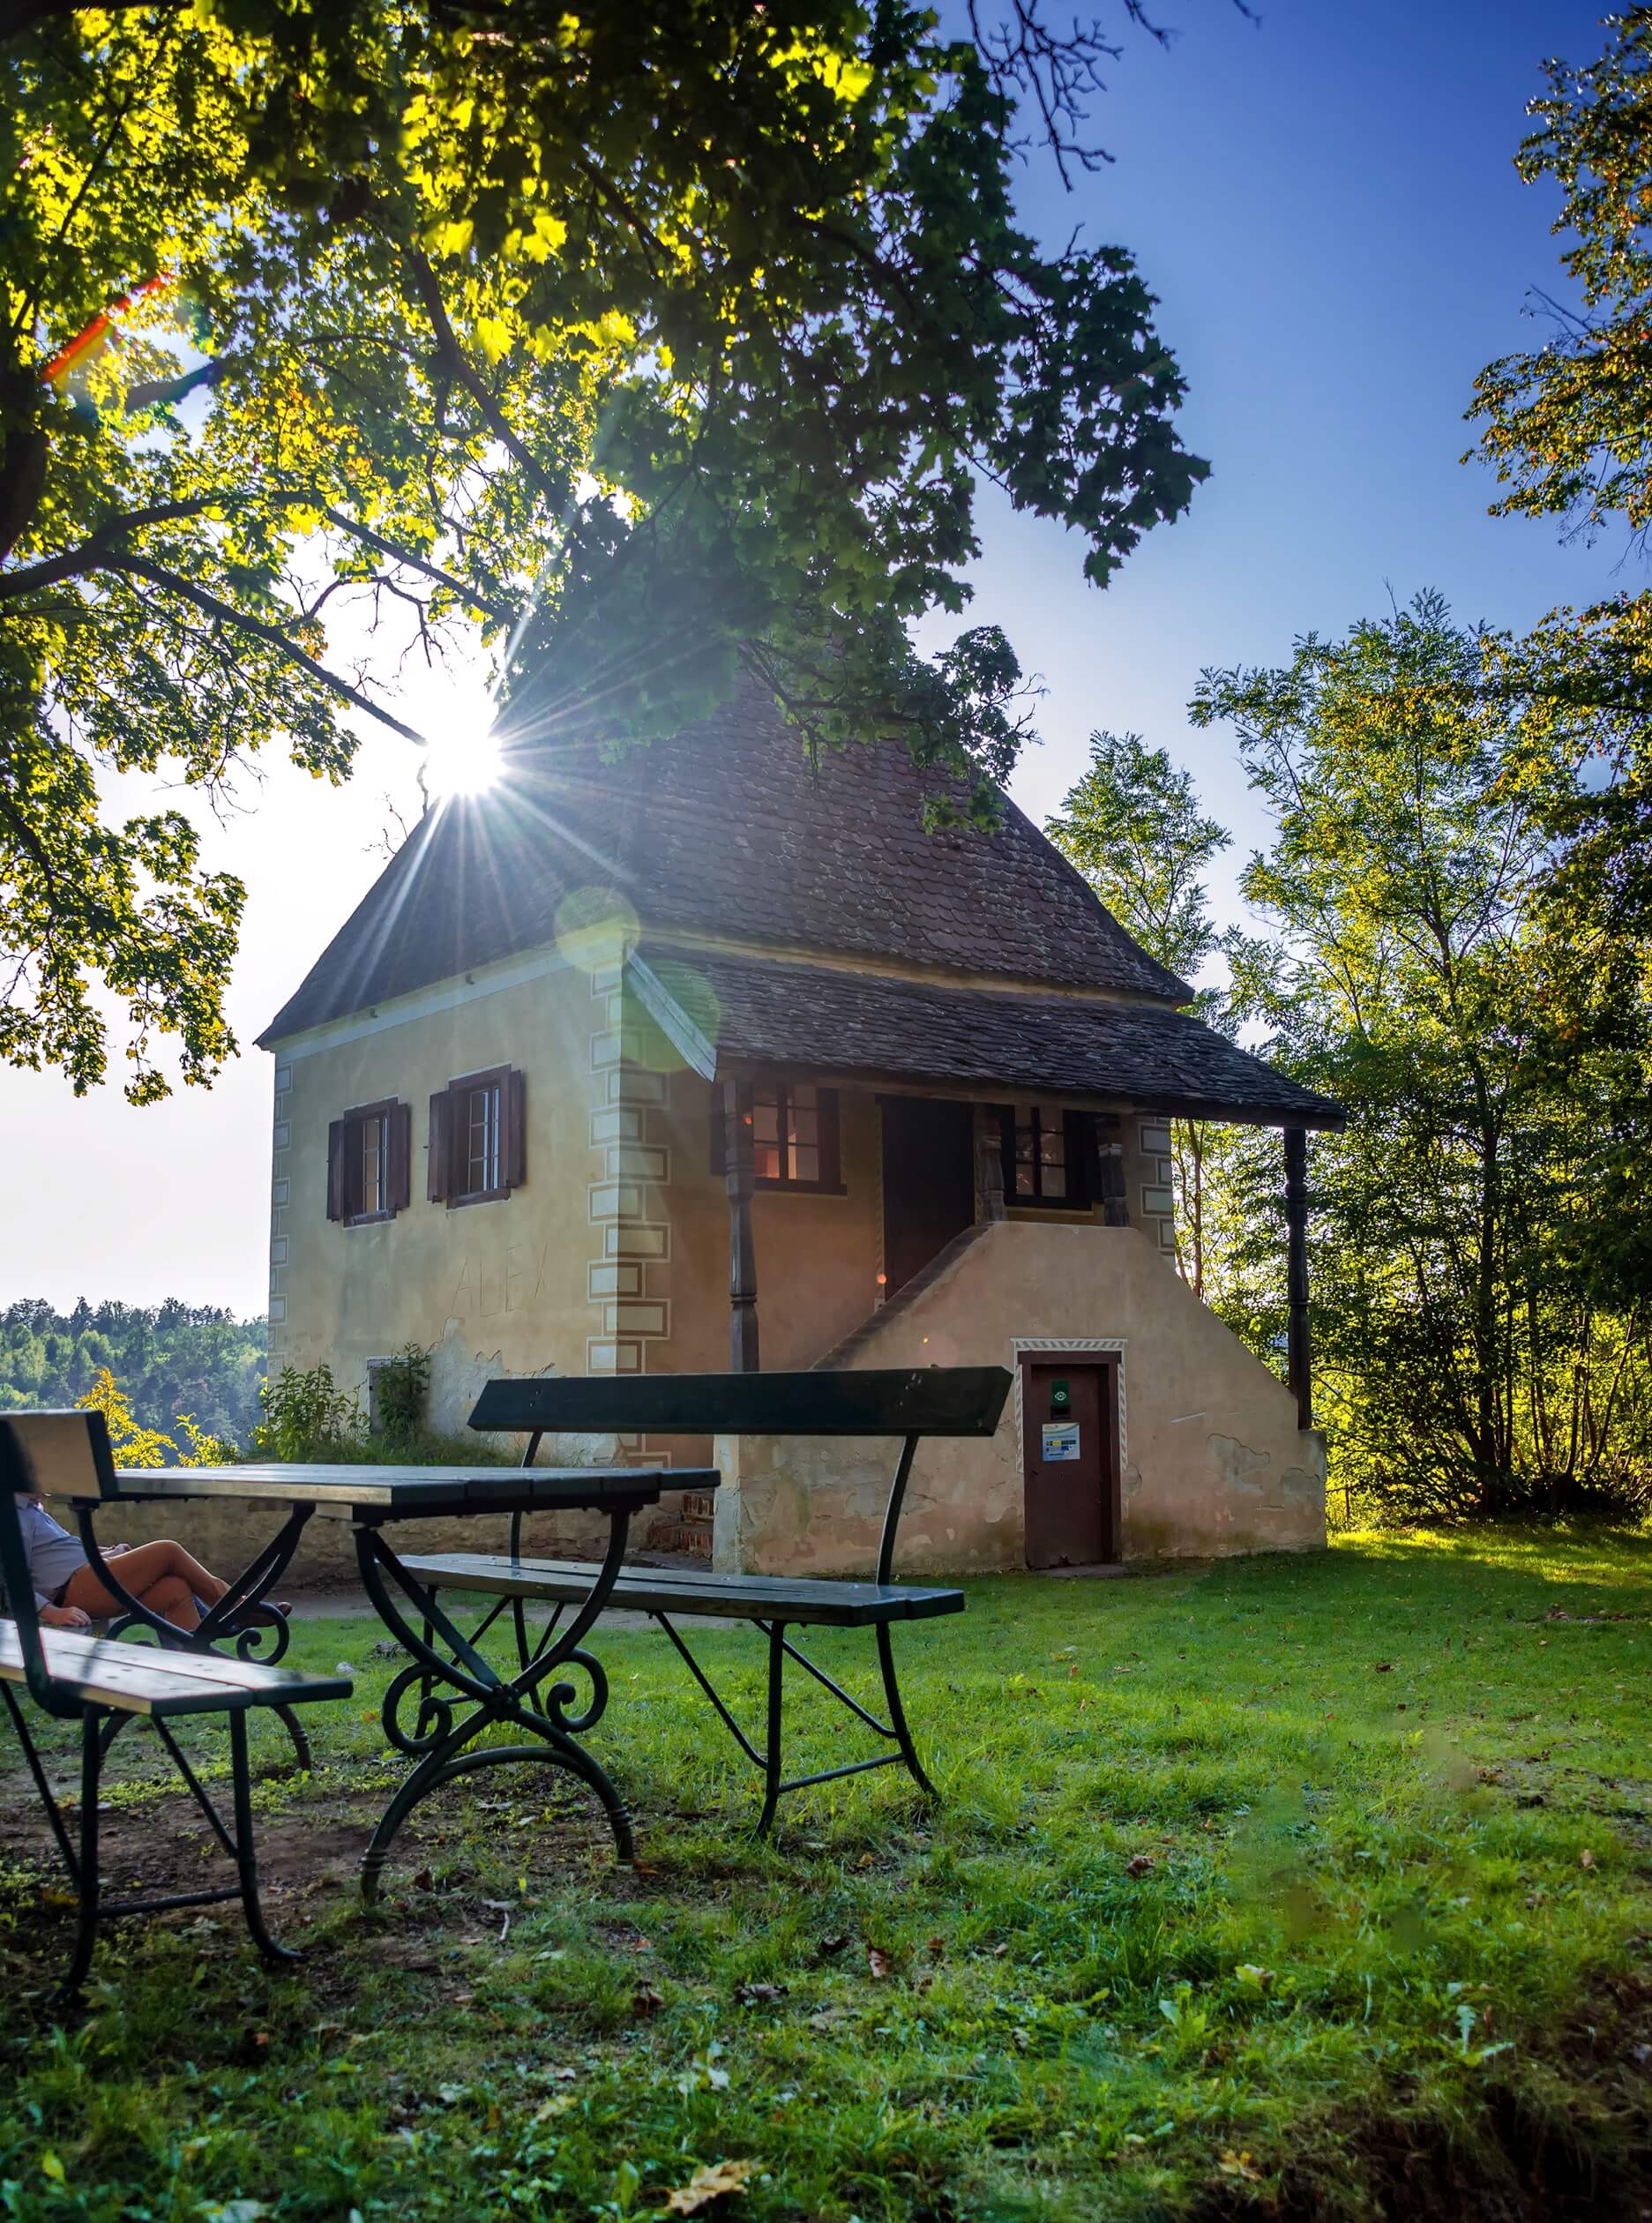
[1021,1356,1120,1568]
[880,1097,976,1296]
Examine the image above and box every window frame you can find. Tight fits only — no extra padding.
[710,1080,844,1195]
[1000,1104,1091,1212]
[429,1065,527,1209]
[327,1098,411,1228]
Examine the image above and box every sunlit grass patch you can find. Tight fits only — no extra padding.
[1,1528,1649,2219]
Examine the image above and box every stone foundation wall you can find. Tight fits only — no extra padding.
[41,1494,611,1590]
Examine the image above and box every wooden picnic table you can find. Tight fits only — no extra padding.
[69,1459,718,1892]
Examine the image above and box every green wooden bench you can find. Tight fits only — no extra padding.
[0,1414,351,1997]
[401,1367,1012,1831]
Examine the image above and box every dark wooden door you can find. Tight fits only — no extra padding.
[1022,1357,1119,1568]
[880,1097,976,1296]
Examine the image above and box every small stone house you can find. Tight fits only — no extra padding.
[258,685,1341,1573]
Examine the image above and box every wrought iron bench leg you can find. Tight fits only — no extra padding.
[876,1622,939,1801]
[229,1710,299,1965]
[755,1621,786,1837]
[62,1711,104,2002]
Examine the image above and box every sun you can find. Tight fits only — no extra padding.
[414,677,505,800]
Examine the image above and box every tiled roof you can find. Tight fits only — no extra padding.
[259,682,1188,1044]
[641,946,1343,1128]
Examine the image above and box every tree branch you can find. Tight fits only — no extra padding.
[402,246,563,504]
[319,505,513,620]
[107,551,429,744]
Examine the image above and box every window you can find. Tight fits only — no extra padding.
[428,1066,526,1206]
[326,1100,411,1225]
[710,1081,842,1193]
[1000,1104,1089,1209]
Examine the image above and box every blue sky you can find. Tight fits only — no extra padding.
[0,0,1627,1314]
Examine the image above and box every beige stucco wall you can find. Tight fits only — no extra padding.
[712,1220,1326,1576]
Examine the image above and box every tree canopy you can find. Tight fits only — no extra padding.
[1,0,1211,1098]
[1192,592,1652,1517]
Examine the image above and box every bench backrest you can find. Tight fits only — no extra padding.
[0,1416,100,1715]
[468,1367,1013,1441]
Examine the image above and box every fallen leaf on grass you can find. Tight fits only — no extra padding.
[1581,1848,1596,1869]
[665,2159,754,2213]
[1373,1662,1394,1673]
[632,1984,665,2017]
[734,1981,787,2007]
[866,1946,892,1980]
[1124,1854,1156,1878]
[817,1934,848,1958]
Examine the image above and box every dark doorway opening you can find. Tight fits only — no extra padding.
[1020,1353,1121,1568]
[879,1097,976,1297]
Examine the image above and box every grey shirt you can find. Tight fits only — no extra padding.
[10,1497,88,1612]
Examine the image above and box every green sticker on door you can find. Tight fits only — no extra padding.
[1042,1419,1080,1461]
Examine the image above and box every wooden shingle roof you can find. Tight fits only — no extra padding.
[632,946,1344,1129]
[259,683,1190,1044]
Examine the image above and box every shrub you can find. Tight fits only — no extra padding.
[253,1363,365,1462]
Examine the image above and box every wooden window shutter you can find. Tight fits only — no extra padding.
[504,1068,527,1190]
[387,1102,413,1214]
[325,1119,347,1222]
[427,1089,452,1203]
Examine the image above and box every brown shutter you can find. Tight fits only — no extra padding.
[819,1087,841,1187]
[388,1101,412,1214]
[326,1119,347,1221]
[503,1068,527,1189]
[428,1089,451,1203]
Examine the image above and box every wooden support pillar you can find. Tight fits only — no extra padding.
[1283,1125,1312,1429]
[974,1104,1006,1224]
[724,1080,759,1373]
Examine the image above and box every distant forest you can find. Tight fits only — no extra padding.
[0,1300,268,1456]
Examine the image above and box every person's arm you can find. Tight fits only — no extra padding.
[40,1600,92,1628]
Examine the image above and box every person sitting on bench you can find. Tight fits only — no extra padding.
[7,1488,243,1632]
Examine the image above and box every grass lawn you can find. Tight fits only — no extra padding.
[4,1528,1652,2222]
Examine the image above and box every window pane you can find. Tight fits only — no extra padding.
[1015,1163,1035,1196]
[752,1095,780,1145]
[791,1143,819,1184]
[754,1142,782,1181]
[1038,1112,1065,1166]
[1042,1164,1066,1199]
[1014,1119,1035,1164]
[789,1105,819,1148]
[361,1117,382,1214]
[467,1084,499,1192]
[792,1084,817,1110]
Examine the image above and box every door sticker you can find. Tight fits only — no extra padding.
[1041,1420,1080,1462]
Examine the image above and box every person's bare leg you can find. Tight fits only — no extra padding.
[136,1574,199,1631]
[62,1540,226,1626]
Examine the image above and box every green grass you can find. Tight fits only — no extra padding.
[4,1528,1652,2221]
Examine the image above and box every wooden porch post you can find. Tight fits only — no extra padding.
[724,1080,759,1372]
[1283,1125,1312,1428]
[974,1104,1006,1224]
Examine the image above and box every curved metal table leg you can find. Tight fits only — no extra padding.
[354,1502,637,1900]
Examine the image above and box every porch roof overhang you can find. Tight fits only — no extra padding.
[626,947,1345,1131]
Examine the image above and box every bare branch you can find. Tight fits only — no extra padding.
[107,551,429,744]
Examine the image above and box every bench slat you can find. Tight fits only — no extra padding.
[468,1366,1012,1441]
[400,1553,965,1628]
[0,1625,351,1716]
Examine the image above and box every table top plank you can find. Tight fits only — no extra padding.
[97,1463,714,1516]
